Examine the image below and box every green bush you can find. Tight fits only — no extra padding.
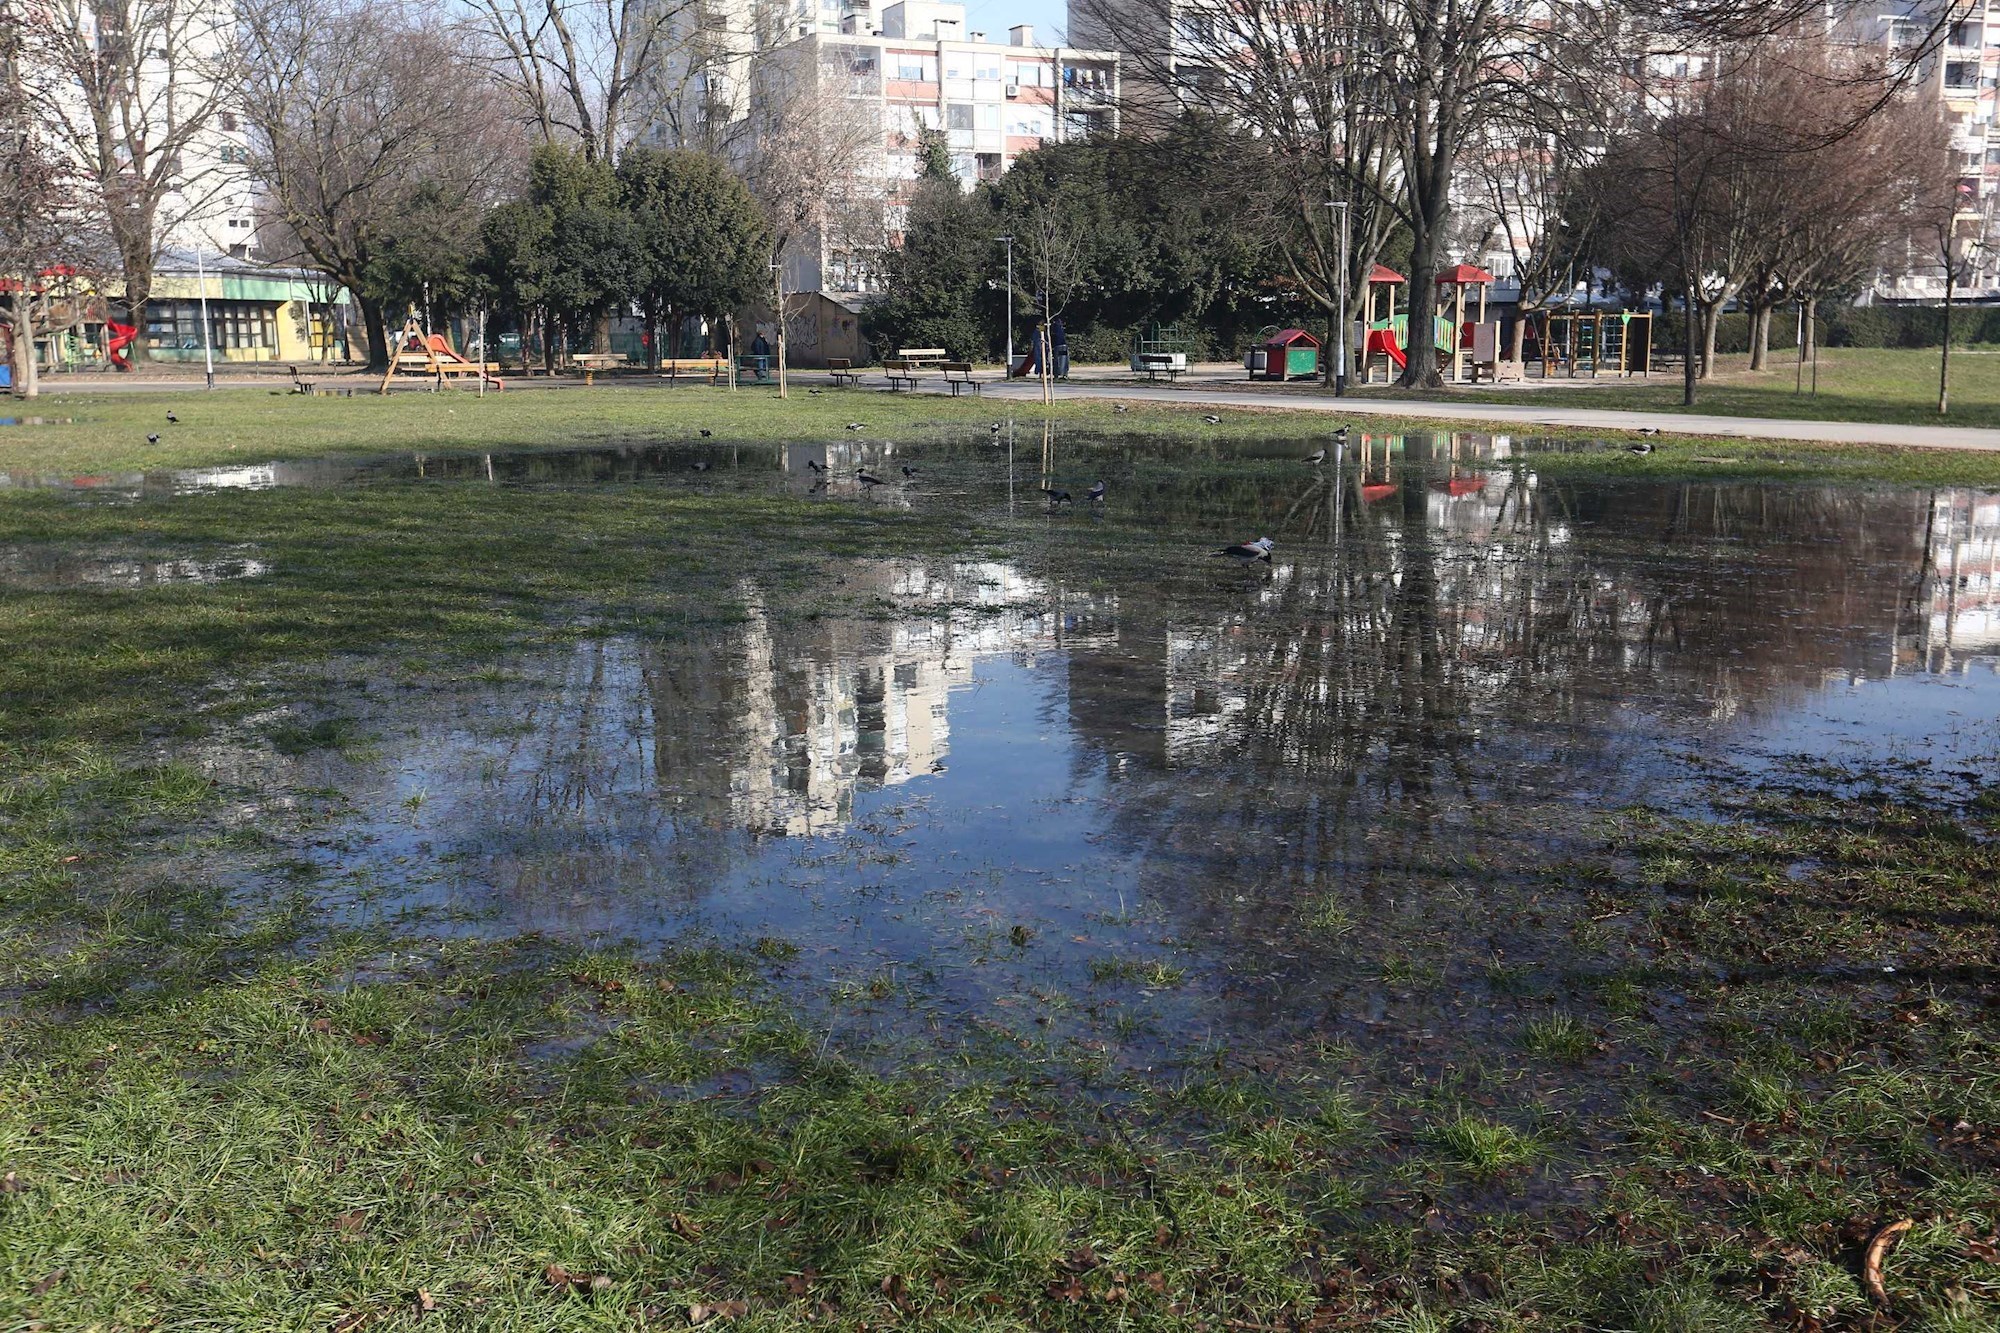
[1652,303,2000,354]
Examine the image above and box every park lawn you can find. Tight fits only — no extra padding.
[10,378,2000,486]
[1433,345,2000,429]
[0,453,1997,1326]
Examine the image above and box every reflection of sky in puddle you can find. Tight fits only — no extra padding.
[269,454,2000,1053]
[0,544,269,588]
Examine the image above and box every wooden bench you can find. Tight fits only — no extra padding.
[660,357,726,384]
[1135,353,1183,383]
[896,347,946,368]
[941,362,982,396]
[827,357,862,386]
[571,352,627,385]
[882,358,924,391]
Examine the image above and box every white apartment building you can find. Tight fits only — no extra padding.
[639,0,1118,295]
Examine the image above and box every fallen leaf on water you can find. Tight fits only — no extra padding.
[1863,1218,1914,1308]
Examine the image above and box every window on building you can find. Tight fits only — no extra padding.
[1949,19,1979,47]
[975,103,999,130]
[1947,60,1979,88]
[219,111,238,131]
[974,58,1002,79]
[947,102,974,130]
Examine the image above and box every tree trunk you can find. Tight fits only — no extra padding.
[1681,283,1699,408]
[7,300,39,399]
[1803,297,1817,359]
[1508,309,1529,364]
[1698,301,1723,380]
[644,307,659,372]
[1747,304,1769,371]
[358,294,391,372]
[593,310,612,355]
[1397,236,1445,388]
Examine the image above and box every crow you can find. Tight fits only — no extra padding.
[1043,487,1072,506]
[165,411,179,424]
[1086,480,1106,504]
[1306,448,1326,465]
[1111,403,1130,414]
[846,422,866,431]
[1202,414,1222,424]
[1636,426,1661,436]
[699,428,713,438]
[901,465,919,479]
[1626,442,1655,454]
[1213,536,1275,564]
[806,459,826,474]
[807,387,822,395]
[691,461,712,472]
[145,433,160,445]
[858,470,887,488]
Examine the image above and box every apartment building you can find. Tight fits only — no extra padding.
[640,0,1118,295]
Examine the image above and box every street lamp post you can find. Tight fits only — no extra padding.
[194,240,215,391]
[770,260,787,399]
[1326,199,1350,397]
[994,235,1014,377]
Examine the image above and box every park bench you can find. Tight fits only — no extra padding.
[941,362,982,396]
[827,357,862,386]
[883,358,924,391]
[737,354,775,382]
[896,347,947,368]
[1135,352,1183,383]
[660,357,727,384]
[571,352,627,385]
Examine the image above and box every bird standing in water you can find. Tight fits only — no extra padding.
[1086,480,1106,505]
[1306,448,1326,465]
[858,470,887,489]
[1213,536,1275,564]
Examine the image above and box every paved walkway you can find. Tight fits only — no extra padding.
[972,380,2000,452]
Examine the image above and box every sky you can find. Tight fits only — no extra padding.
[959,0,1071,44]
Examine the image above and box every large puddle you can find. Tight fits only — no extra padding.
[129,431,1997,1067]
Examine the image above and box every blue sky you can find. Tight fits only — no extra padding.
[959,0,1070,43]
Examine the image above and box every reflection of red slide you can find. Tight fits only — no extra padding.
[107,320,139,371]
[1365,328,1406,369]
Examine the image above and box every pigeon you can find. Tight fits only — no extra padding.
[1086,480,1106,505]
[165,411,179,423]
[1202,414,1222,424]
[1626,442,1655,455]
[846,422,866,431]
[806,459,826,474]
[1213,536,1275,563]
[1043,487,1072,506]
[145,433,160,445]
[691,460,712,472]
[1306,448,1326,465]
[901,465,919,479]
[699,428,713,438]
[857,470,887,488]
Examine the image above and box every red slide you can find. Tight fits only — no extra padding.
[106,320,139,371]
[1365,328,1407,369]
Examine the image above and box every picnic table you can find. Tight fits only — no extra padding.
[571,352,627,385]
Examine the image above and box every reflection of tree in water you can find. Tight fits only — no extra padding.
[1055,464,1943,1045]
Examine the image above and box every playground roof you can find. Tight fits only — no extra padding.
[1434,264,1496,285]
[1264,328,1319,347]
[1366,264,1406,284]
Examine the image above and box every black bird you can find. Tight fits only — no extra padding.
[1213,536,1275,564]
[808,387,823,395]
[691,460,712,472]
[1043,487,1072,506]
[699,428,713,438]
[1625,442,1655,455]
[1334,425,1349,442]
[1086,480,1106,504]
[1306,448,1326,465]
[806,459,826,474]
[901,465,919,479]
[989,422,1003,435]
[846,422,866,431]
[145,433,160,445]
[165,411,179,424]
[858,470,887,488]
[1201,414,1222,424]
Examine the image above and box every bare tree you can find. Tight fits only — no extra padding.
[23,0,239,357]
[239,0,516,368]
[462,0,695,160]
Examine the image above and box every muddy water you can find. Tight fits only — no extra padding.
[197,433,2000,1066]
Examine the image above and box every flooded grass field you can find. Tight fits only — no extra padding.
[2,425,1996,1329]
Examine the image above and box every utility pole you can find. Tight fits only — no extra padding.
[771,260,787,399]
[994,235,1014,376]
[194,240,215,390]
[1327,199,1350,396]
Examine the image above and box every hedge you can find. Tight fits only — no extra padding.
[1652,304,2000,353]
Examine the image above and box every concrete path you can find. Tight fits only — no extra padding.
[972,380,2000,452]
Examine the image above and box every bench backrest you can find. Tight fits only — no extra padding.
[942,362,974,373]
[827,358,851,369]
[897,348,946,359]
[883,359,912,371]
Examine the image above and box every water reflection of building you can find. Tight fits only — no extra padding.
[650,562,1117,836]
[1910,489,2000,669]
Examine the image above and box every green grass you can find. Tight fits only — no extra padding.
[1436,345,2000,428]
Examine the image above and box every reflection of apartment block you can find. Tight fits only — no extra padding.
[1913,489,2000,666]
